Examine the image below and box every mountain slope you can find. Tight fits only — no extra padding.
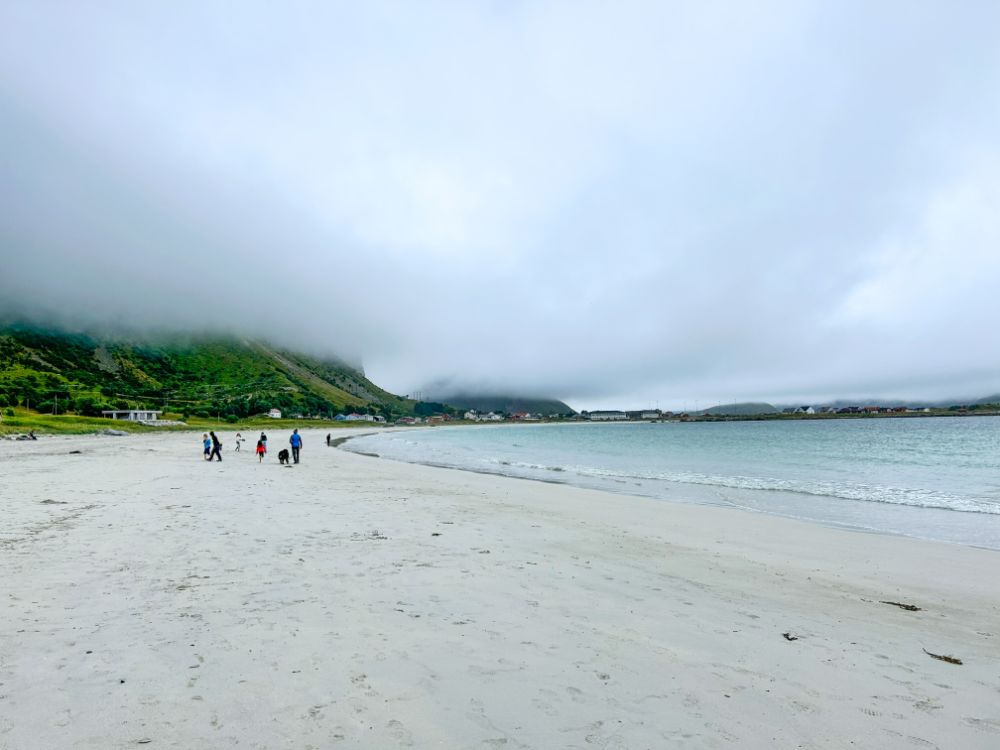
[0,325,415,419]
[435,393,576,416]
[700,402,778,416]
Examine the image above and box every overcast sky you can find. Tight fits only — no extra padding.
[2,2,999,409]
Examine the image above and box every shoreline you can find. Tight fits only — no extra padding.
[335,424,1000,552]
[2,430,998,748]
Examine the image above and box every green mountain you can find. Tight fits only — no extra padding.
[700,402,778,416]
[0,324,415,420]
[436,393,575,416]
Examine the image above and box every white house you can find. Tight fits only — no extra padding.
[102,409,162,422]
[464,410,478,421]
[481,412,504,421]
[346,413,375,422]
[588,410,627,421]
[268,408,282,419]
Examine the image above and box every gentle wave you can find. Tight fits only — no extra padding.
[344,426,1000,516]
[342,421,1000,548]
[479,459,1000,515]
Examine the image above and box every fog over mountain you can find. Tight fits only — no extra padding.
[2,2,999,410]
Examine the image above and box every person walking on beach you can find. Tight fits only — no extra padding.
[326,433,331,447]
[209,431,223,462]
[256,438,266,463]
[260,432,268,452]
[202,433,212,460]
[235,432,242,452]
[290,429,303,464]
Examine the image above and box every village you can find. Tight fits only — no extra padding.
[578,405,940,421]
[69,402,996,433]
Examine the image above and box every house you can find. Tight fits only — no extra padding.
[480,412,504,421]
[346,413,375,422]
[464,410,478,421]
[268,408,282,419]
[511,412,539,421]
[794,406,815,414]
[587,411,627,421]
[627,410,661,420]
[102,409,162,423]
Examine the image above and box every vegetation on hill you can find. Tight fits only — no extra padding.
[0,325,417,421]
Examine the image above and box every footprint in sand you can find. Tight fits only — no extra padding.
[964,717,1000,734]
[386,719,414,746]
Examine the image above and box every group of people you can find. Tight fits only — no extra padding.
[202,428,303,464]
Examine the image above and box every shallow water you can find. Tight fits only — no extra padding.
[344,417,1000,549]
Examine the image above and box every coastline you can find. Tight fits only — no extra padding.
[336,423,1000,551]
[2,430,997,748]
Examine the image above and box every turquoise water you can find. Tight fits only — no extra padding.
[344,417,1000,549]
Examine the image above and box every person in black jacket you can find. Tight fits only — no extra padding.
[209,431,223,462]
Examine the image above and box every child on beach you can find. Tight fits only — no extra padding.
[256,438,266,463]
[235,432,242,452]
[203,433,211,460]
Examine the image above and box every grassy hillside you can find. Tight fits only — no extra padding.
[0,325,416,421]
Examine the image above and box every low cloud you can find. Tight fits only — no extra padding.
[2,2,999,409]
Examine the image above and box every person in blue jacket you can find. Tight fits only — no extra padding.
[289,429,303,464]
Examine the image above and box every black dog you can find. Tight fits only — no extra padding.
[277,448,290,465]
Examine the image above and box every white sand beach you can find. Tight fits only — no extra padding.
[1,429,998,749]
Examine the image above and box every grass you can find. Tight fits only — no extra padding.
[0,408,157,435]
[0,408,384,436]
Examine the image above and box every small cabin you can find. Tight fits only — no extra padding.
[268,409,282,419]
[102,410,162,422]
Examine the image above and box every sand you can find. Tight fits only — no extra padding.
[1,429,998,749]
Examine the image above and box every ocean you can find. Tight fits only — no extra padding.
[342,417,1000,549]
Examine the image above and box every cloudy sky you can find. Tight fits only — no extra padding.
[2,2,999,409]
